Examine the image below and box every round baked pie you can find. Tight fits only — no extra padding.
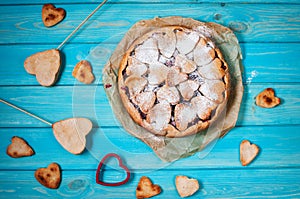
[118,26,230,137]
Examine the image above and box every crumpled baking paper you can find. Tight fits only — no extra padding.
[102,16,243,162]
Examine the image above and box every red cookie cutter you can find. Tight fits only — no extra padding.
[96,153,131,186]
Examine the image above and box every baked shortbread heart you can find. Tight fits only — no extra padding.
[24,49,61,86]
[35,163,61,189]
[255,88,280,108]
[52,118,92,154]
[72,60,95,84]
[118,26,230,137]
[136,176,161,199]
[175,176,199,198]
[6,136,35,158]
[42,4,66,27]
[240,140,260,166]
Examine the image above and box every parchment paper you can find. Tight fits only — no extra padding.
[102,16,243,162]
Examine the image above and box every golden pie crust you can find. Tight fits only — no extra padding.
[118,26,230,137]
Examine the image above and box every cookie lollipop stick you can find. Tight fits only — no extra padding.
[0,98,92,155]
[57,0,107,50]
[24,0,107,86]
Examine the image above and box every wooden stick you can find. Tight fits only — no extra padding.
[56,0,108,50]
[0,98,52,126]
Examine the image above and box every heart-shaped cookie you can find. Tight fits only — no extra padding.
[6,136,35,158]
[96,153,131,186]
[175,176,199,198]
[136,176,161,199]
[35,163,61,189]
[52,118,92,154]
[24,49,61,87]
[72,60,95,84]
[42,4,66,27]
[255,88,280,108]
[240,140,260,166]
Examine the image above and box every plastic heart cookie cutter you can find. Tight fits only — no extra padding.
[96,153,131,186]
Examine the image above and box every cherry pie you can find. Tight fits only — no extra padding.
[118,26,230,137]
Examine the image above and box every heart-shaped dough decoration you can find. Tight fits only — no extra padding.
[118,26,230,138]
[6,136,35,158]
[255,88,280,108]
[96,153,131,186]
[52,118,92,154]
[175,176,199,198]
[103,16,244,162]
[35,163,61,189]
[42,4,66,27]
[24,49,61,86]
[240,140,260,166]
[72,60,95,84]
[136,176,162,199]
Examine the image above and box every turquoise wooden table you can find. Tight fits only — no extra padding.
[0,0,300,198]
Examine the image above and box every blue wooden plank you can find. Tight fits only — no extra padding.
[0,44,114,86]
[241,43,300,84]
[0,168,299,198]
[0,1,299,199]
[0,126,299,170]
[0,84,299,127]
[0,4,299,44]
[0,43,299,86]
[238,83,300,126]
[2,0,300,5]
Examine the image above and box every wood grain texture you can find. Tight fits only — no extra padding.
[0,4,299,44]
[0,169,299,198]
[2,0,300,5]
[0,84,299,127]
[0,126,299,170]
[0,43,299,86]
[0,1,299,198]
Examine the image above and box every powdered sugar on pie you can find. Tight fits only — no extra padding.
[157,85,180,105]
[175,54,197,74]
[118,26,230,137]
[175,28,200,55]
[154,30,176,58]
[178,80,200,101]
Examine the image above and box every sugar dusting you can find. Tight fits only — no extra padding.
[194,25,213,38]
[246,70,259,85]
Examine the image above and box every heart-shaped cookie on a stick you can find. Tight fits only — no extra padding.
[24,49,61,87]
[0,99,92,155]
[24,1,107,86]
[52,118,92,154]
